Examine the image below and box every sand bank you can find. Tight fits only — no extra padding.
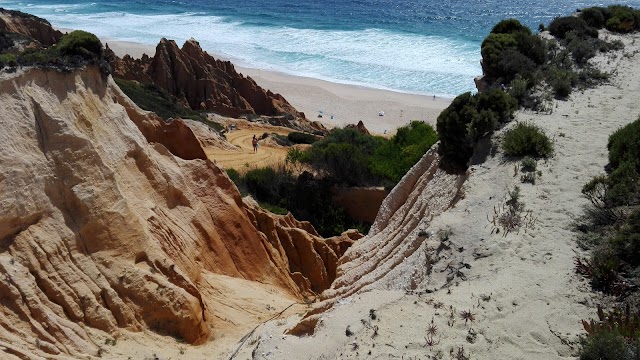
[104,39,452,135]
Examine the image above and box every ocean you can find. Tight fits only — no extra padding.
[2,0,640,96]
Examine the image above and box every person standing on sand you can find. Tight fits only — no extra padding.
[252,135,258,153]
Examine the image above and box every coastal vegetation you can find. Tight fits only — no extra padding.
[114,78,220,130]
[1,29,106,70]
[575,117,640,358]
[437,7,631,173]
[227,121,438,236]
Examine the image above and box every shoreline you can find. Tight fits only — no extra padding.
[101,36,453,134]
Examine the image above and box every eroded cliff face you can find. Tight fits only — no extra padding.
[0,66,345,359]
[290,146,467,335]
[245,201,362,295]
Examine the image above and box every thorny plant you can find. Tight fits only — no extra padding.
[425,317,441,347]
[488,186,537,236]
[459,309,476,325]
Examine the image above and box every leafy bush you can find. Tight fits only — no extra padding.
[491,19,532,35]
[521,157,537,172]
[114,78,213,126]
[480,33,519,79]
[288,131,320,144]
[606,119,640,205]
[580,7,607,28]
[548,16,598,39]
[57,30,102,59]
[369,121,438,183]
[0,53,17,67]
[437,90,517,172]
[605,5,640,33]
[502,122,553,158]
[550,69,574,98]
[579,329,631,360]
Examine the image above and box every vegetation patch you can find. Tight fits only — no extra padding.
[436,89,517,172]
[575,118,640,359]
[501,122,553,158]
[113,78,222,131]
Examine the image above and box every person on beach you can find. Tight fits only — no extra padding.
[252,135,258,153]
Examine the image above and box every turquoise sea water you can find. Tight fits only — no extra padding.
[2,0,640,96]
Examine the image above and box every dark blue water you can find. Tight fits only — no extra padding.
[2,0,640,96]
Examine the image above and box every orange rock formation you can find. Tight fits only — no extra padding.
[0,66,352,358]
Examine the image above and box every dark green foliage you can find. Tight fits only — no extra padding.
[606,119,640,205]
[605,5,640,33]
[610,210,640,266]
[480,33,518,80]
[114,78,213,126]
[287,131,320,144]
[227,167,368,237]
[548,16,598,39]
[608,119,640,171]
[57,30,102,59]
[0,31,15,52]
[579,329,631,360]
[306,128,383,186]
[580,7,607,28]
[0,53,17,67]
[589,246,620,290]
[480,20,545,83]
[437,90,517,172]
[491,19,532,35]
[244,166,294,207]
[578,5,640,33]
[521,157,537,172]
[369,121,438,183]
[502,122,553,158]
[550,69,574,98]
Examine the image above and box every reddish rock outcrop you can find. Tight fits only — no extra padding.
[345,120,370,135]
[0,8,62,46]
[107,38,308,121]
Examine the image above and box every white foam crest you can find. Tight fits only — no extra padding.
[11,8,480,94]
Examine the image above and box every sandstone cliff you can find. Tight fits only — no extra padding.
[0,66,349,359]
[290,145,467,334]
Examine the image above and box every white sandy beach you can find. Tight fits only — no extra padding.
[104,39,452,135]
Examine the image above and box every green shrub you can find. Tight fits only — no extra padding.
[610,210,640,266]
[244,166,294,207]
[548,16,598,39]
[287,131,320,144]
[605,5,639,33]
[0,53,17,67]
[307,128,384,186]
[608,119,640,171]
[580,7,607,28]
[589,246,620,290]
[521,156,537,172]
[57,30,102,59]
[114,78,210,125]
[437,90,517,172]
[502,122,553,158]
[481,33,518,79]
[369,121,437,183]
[580,329,631,360]
[550,69,574,98]
[491,19,532,35]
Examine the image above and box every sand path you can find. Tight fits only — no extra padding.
[204,123,293,171]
